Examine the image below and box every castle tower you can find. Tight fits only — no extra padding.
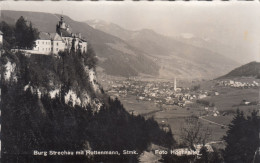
[56,16,71,35]
[58,16,66,29]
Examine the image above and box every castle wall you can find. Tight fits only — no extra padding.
[80,42,88,53]
[33,40,52,55]
[52,40,66,54]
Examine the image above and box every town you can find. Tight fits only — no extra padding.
[102,78,219,112]
[217,80,259,88]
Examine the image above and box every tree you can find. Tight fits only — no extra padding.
[84,44,98,69]
[71,36,77,52]
[15,16,39,49]
[192,84,201,91]
[0,21,16,49]
[180,116,211,150]
[223,109,259,163]
[27,22,39,49]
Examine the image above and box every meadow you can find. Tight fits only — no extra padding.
[118,79,259,146]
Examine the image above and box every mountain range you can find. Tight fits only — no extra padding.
[1,10,239,79]
[1,10,159,78]
[86,19,239,79]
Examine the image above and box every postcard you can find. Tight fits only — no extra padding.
[0,1,259,162]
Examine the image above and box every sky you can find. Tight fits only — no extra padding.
[0,1,260,63]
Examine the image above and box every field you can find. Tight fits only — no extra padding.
[204,86,259,115]
[102,76,259,148]
[120,95,160,115]
[153,106,230,143]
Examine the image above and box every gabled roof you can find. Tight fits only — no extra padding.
[0,31,3,35]
[38,32,51,40]
[50,33,64,42]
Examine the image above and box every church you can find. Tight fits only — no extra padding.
[30,16,87,55]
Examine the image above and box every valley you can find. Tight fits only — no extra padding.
[98,75,260,146]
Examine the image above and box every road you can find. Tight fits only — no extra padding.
[199,115,228,127]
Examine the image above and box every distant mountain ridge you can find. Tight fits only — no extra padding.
[86,19,239,79]
[1,11,239,79]
[218,61,260,79]
[0,10,159,77]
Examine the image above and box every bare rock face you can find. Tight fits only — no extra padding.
[1,50,104,112]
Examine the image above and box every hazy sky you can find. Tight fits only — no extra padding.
[1,1,259,63]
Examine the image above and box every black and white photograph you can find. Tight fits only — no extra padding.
[0,1,260,162]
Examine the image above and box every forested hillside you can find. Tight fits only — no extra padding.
[0,48,174,162]
[218,61,260,79]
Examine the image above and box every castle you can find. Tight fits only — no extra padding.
[26,16,87,55]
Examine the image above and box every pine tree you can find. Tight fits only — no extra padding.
[15,16,39,49]
[223,109,259,163]
[0,21,16,49]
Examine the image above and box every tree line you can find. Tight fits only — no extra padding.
[0,49,175,162]
[160,109,260,163]
[0,16,39,50]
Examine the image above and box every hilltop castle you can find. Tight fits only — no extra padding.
[29,16,87,55]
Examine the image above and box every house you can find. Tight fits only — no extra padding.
[0,30,3,44]
[241,99,250,105]
[198,94,207,99]
[32,32,66,55]
[33,32,53,54]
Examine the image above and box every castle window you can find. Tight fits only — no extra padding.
[56,48,58,51]
[42,42,44,44]
[57,42,59,46]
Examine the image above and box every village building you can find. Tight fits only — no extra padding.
[20,16,87,55]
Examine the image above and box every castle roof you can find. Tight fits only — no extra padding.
[50,33,64,42]
[58,29,72,37]
[38,32,51,40]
